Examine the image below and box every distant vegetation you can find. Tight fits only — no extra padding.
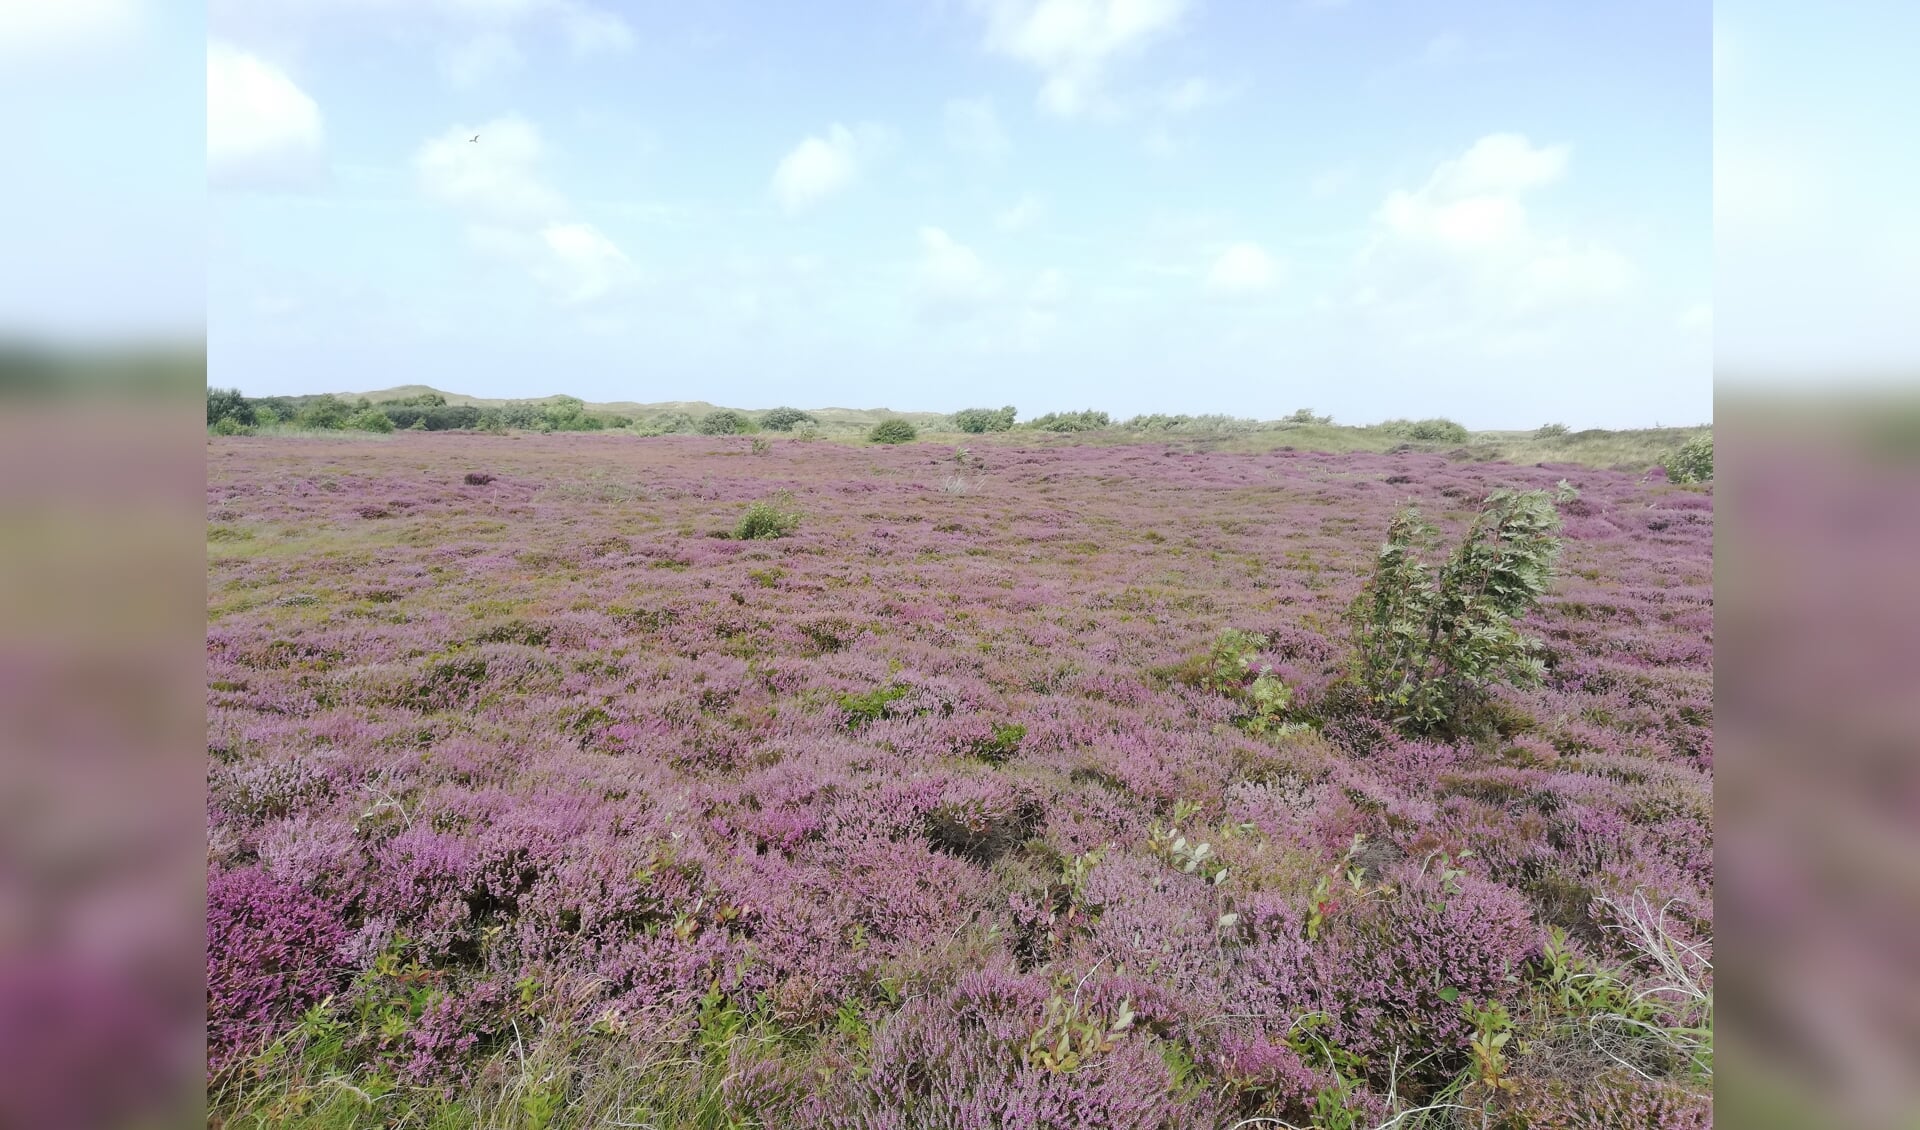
[205,386,1711,475]
[867,419,918,444]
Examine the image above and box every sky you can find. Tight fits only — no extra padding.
[186,1,1709,426]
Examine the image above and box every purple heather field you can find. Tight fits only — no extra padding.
[206,432,1712,1127]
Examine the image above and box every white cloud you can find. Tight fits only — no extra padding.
[945,97,1010,162]
[1349,133,1635,354]
[996,194,1045,231]
[771,124,873,214]
[557,1,633,54]
[534,222,636,302]
[207,42,326,190]
[0,0,140,62]
[414,115,565,221]
[439,30,523,86]
[419,115,636,304]
[1206,242,1280,294]
[971,0,1191,117]
[916,227,1000,318]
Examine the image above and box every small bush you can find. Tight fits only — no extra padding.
[837,684,909,729]
[735,494,800,540]
[953,406,1017,433]
[207,387,256,427]
[1536,423,1570,439]
[868,419,918,444]
[1027,409,1110,433]
[346,408,395,433]
[210,416,251,436]
[1380,417,1470,444]
[699,409,752,435]
[295,396,351,430]
[1668,434,1712,483]
[463,472,495,486]
[1285,408,1333,426]
[1348,483,1573,736]
[969,722,1027,764]
[759,407,815,432]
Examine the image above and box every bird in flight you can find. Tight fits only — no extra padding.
[469,134,479,143]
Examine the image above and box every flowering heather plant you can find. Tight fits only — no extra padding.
[205,434,1710,1124]
[207,867,349,1076]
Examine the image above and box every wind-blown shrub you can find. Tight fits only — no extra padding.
[1347,485,1571,735]
[1027,409,1110,433]
[347,408,395,433]
[737,495,802,539]
[954,406,1017,433]
[869,419,918,444]
[1379,418,1470,444]
[207,867,348,1075]
[1667,434,1712,484]
[761,407,816,431]
[699,409,752,435]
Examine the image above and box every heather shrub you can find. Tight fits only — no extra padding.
[1667,434,1712,483]
[924,776,1044,865]
[845,968,1207,1129]
[954,406,1017,433]
[1501,1071,1712,1129]
[736,493,801,539]
[1306,870,1539,1069]
[1347,484,1572,736]
[207,867,348,1075]
[968,722,1027,764]
[761,406,816,431]
[699,409,752,435]
[869,419,918,444]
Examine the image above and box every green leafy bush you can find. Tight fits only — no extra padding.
[867,419,918,444]
[1026,409,1110,433]
[1379,417,1470,444]
[699,410,752,435]
[1285,408,1333,426]
[295,396,351,430]
[759,407,815,432]
[1535,423,1570,439]
[953,406,1017,433]
[347,408,396,433]
[1347,484,1572,736]
[207,387,256,427]
[210,415,252,436]
[734,494,801,540]
[1669,434,1713,483]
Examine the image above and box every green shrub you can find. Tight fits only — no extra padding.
[969,723,1027,764]
[867,419,918,444]
[207,387,256,427]
[953,406,1016,433]
[699,410,753,435]
[210,415,251,436]
[837,684,909,730]
[1347,483,1573,736]
[1380,417,1470,444]
[1285,408,1333,426]
[1669,434,1713,483]
[346,408,395,433]
[735,494,801,540]
[1026,409,1110,433]
[759,407,816,432]
[1535,423,1569,439]
[295,396,350,430]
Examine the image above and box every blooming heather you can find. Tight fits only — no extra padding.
[206,433,1712,1122]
